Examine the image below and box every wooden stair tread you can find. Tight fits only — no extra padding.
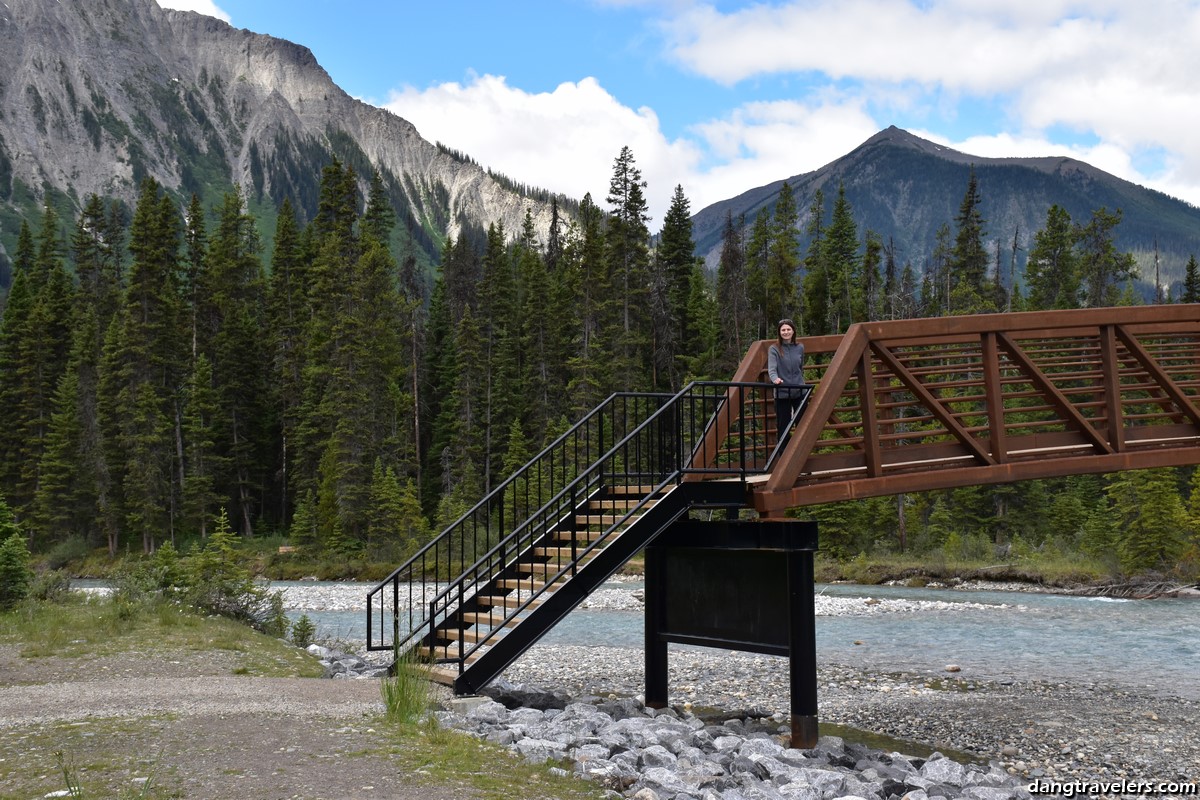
[587,498,658,510]
[551,529,605,542]
[437,627,502,644]
[475,593,547,609]
[458,611,522,626]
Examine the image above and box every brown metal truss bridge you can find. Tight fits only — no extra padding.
[727,304,1200,516]
[367,304,1200,744]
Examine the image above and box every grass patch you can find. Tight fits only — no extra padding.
[0,595,325,678]
[813,551,1109,588]
[380,647,432,724]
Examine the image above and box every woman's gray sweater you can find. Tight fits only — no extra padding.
[768,341,806,398]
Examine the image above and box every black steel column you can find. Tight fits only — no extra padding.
[788,547,818,748]
[644,544,669,708]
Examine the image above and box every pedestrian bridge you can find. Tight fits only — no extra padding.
[367,304,1200,714]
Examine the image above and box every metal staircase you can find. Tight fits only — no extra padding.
[366,381,812,694]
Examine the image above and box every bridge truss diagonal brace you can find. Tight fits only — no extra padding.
[868,341,996,466]
[1113,325,1200,430]
[995,332,1114,455]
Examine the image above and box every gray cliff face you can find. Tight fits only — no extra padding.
[0,0,557,244]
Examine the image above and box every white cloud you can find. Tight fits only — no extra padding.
[154,0,231,23]
[385,75,703,224]
[653,0,1200,208]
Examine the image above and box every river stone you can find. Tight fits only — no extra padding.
[572,742,612,763]
[962,787,1027,800]
[714,735,744,752]
[778,783,821,800]
[465,698,509,725]
[741,738,785,758]
[921,755,967,785]
[641,744,678,768]
[514,736,567,763]
[639,766,692,795]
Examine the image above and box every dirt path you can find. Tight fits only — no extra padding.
[0,645,475,800]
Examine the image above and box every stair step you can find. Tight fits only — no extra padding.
[417,642,480,660]
[573,514,635,527]
[588,498,659,510]
[495,577,550,591]
[475,593,547,610]
[531,546,593,559]
[437,626,502,645]
[459,611,522,626]
[524,558,594,576]
[550,529,605,543]
[604,484,662,496]
[424,664,460,687]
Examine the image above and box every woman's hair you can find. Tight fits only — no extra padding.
[777,318,797,346]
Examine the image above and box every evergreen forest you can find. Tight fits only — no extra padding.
[2,148,1198,581]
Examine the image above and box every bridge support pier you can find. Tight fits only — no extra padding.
[643,519,819,749]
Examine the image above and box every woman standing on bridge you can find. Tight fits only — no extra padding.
[768,318,806,445]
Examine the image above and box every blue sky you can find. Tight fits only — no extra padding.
[160,0,1200,224]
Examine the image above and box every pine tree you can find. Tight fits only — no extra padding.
[800,189,827,336]
[766,181,800,327]
[744,209,773,337]
[202,187,270,536]
[1024,205,1079,310]
[1077,207,1137,308]
[716,211,750,375]
[948,166,991,313]
[181,354,226,538]
[266,198,310,525]
[822,184,860,333]
[112,179,186,553]
[659,185,697,347]
[1107,469,1188,574]
[1183,255,1200,304]
[604,146,652,390]
[563,194,609,416]
[860,230,883,322]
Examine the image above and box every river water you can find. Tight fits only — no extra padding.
[277,580,1200,700]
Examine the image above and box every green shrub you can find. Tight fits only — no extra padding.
[29,568,71,602]
[0,532,33,610]
[44,535,91,570]
[290,613,315,648]
[182,508,287,635]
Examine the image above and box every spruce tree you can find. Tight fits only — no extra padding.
[203,187,270,536]
[564,194,609,416]
[766,181,800,327]
[1024,205,1079,310]
[1183,255,1200,304]
[604,146,652,390]
[1076,207,1137,308]
[948,166,991,313]
[112,179,186,553]
[822,184,860,333]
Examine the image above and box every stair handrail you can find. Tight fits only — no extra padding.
[367,391,673,651]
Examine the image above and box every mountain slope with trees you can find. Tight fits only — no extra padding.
[692,127,1200,296]
[0,0,567,286]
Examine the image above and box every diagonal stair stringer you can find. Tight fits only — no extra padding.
[444,480,747,695]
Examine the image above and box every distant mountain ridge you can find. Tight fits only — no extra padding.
[0,0,564,276]
[692,126,1200,290]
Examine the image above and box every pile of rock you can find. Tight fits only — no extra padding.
[440,682,1031,800]
[305,644,389,679]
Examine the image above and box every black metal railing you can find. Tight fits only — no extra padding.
[366,381,810,660]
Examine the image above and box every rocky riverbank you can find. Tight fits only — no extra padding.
[281,580,1198,799]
